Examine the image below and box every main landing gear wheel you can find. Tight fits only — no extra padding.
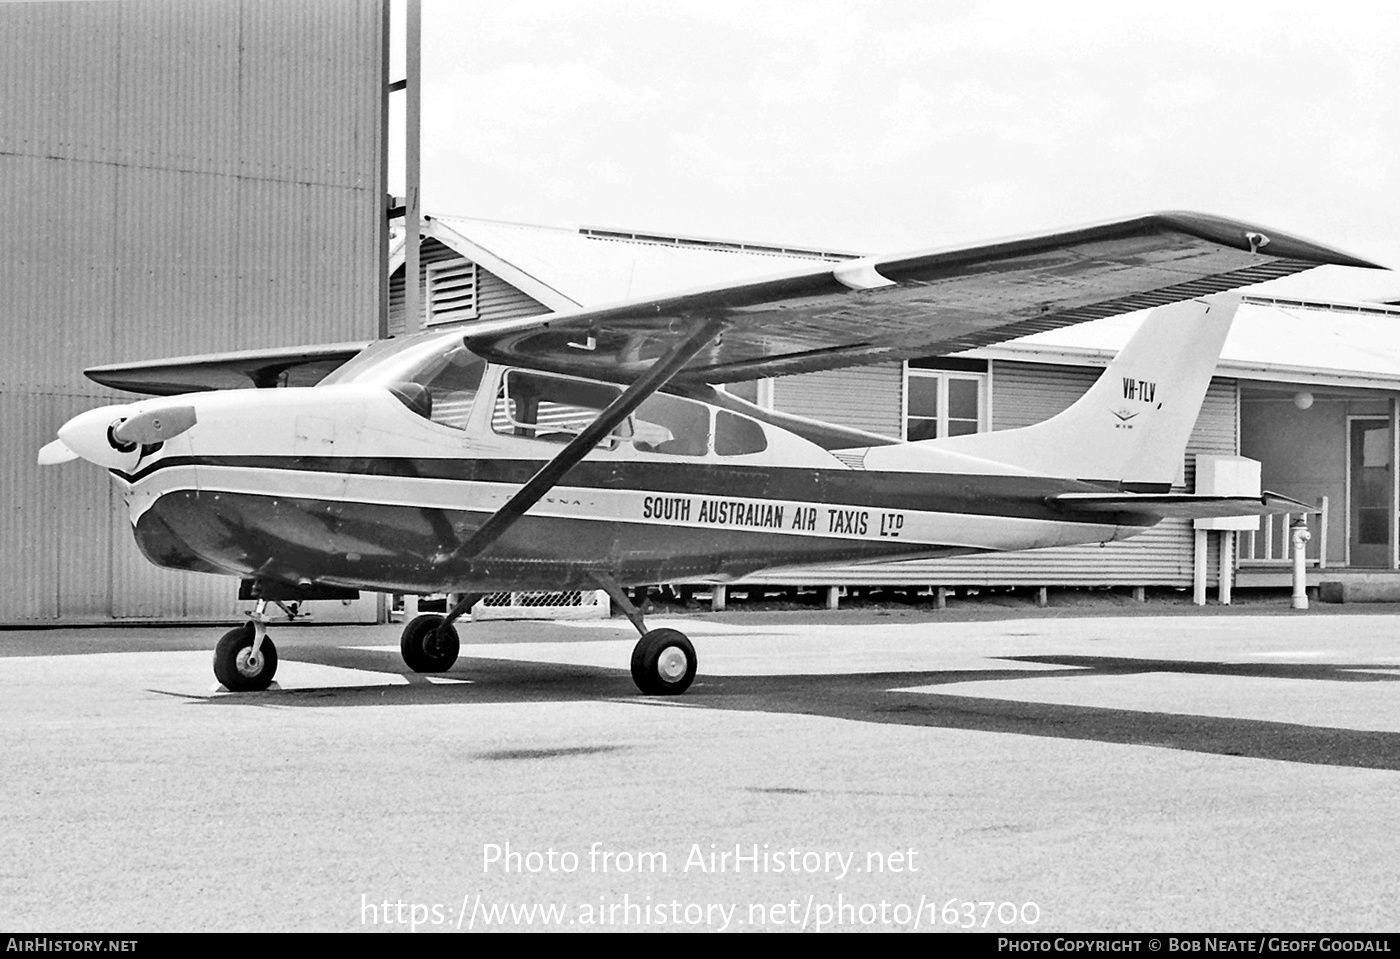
[400,614,460,673]
[213,622,279,692]
[630,628,696,696]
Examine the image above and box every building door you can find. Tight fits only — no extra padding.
[1348,418,1392,567]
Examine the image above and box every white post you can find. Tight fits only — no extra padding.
[711,584,727,612]
[1218,530,1233,605]
[1291,518,1311,610]
[1193,529,1208,605]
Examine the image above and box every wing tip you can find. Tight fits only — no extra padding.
[1152,210,1387,271]
[82,340,372,396]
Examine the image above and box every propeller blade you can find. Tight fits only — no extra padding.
[37,439,80,466]
[110,405,198,446]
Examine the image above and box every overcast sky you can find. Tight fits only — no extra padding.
[394,1,1399,278]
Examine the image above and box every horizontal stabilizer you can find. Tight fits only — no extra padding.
[86,342,370,395]
[1049,491,1316,519]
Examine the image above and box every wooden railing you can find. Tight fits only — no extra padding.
[1238,496,1328,568]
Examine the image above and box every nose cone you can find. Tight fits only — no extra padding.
[53,403,139,469]
[48,400,202,469]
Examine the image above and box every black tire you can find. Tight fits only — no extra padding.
[401,614,460,672]
[630,628,696,695]
[213,623,278,692]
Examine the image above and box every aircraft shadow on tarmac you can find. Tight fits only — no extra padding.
[169,645,1400,771]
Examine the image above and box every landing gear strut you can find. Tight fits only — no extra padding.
[213,600,279,691]
[594,574,697,695]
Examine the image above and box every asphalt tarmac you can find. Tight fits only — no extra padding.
[2,604,1399,933]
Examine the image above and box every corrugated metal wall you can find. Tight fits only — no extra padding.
[0,0,386,622]
[772,364,904,438]
[747,362,1238,588]
[388,239,549,334]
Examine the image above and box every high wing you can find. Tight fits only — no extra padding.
[83,211,1378,396]
[462,211,1380,385]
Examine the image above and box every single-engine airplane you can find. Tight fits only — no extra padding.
[38,212,1381,695]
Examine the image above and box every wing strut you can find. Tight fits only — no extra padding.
[432,317,726,631]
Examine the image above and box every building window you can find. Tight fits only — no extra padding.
[905,367,987,440]
[425,258,478,325]
[722,378,774,410]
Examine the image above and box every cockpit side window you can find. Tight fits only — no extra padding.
[492,370,628,448]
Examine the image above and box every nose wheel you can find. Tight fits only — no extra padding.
[213,621,279,692]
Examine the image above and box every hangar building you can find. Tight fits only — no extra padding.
[1,1,386,624]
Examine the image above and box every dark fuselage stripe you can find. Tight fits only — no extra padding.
[116,455,1144,525]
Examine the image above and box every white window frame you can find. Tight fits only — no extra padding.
[903,365,988,441]
[425,258,479,326]
[720,378,774,410]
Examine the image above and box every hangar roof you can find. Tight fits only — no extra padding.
[396,214,853,312]
[973,292,1400,390]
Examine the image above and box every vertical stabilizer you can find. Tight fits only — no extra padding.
[914,296,1240,487]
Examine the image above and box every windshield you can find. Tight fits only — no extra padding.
[321,332,486,430]
[320,332,472,386]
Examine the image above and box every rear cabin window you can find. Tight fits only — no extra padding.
[714,410,767,455]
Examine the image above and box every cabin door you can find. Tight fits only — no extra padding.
[1348,417,1393,568]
